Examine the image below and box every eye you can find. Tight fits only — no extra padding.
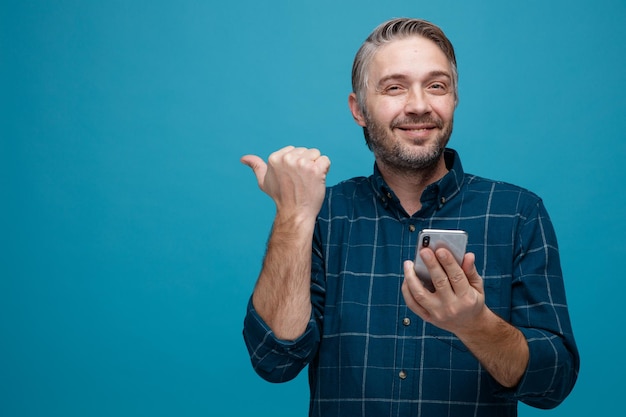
[383,85,405,95]
[427,82,448,95]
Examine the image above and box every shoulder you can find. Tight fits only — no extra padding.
[461,173,546,215]
[464,173,541,199]
[318,175,377,218]
[327,176,372,197]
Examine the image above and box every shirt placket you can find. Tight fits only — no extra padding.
[393,217,422,414]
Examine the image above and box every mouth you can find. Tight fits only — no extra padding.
[394,123,438,139]
[396,124,436,132]
[392,116,442,132]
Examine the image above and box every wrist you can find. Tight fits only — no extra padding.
[455,305,495,341]
[273,209,317,232]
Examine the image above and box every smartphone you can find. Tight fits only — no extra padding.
[413,229,468,291]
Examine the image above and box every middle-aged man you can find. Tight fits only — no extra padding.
[241,17,579,416]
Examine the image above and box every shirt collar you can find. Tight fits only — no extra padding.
[371,148,465,213]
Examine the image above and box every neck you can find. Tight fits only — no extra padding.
[377,157,448,215]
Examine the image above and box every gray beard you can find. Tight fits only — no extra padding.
[364,114,453,174]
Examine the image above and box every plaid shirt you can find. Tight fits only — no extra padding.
[244,149,579,417]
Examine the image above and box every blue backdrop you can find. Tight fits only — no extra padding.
[2,1,625,416]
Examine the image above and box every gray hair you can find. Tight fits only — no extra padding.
[351,18,458,112]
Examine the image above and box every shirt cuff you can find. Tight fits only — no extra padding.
[492,327,573,409]
[242,297,319,382]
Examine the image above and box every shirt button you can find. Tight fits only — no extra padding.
[399,371,407,380]
[408,224,416,232]
[402,317,411,326]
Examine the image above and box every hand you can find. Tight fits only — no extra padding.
[403,248,530,388]
[241,146,331,220]
[401,248,487,336]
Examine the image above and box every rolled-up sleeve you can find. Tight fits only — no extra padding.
[497,199,580,408]
[242,298,320,383]
[242,217,327,384]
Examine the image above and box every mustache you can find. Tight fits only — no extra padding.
[391,115,444,129]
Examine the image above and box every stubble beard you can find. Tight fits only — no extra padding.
[364,113,453,175]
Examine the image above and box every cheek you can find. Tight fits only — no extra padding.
[432,98,456,121]
[369,99,403,124]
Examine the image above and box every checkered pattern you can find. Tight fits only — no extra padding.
[244,149,579,417]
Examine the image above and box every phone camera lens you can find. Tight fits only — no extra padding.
[422,235,430,247]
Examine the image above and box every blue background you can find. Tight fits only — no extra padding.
[2,1,625,416]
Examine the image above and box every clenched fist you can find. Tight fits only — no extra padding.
[241,146,331,221]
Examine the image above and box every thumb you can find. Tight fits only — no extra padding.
[240,154,268,188]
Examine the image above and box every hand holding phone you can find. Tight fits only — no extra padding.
[413,229,468,292]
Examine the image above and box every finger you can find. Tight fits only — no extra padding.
[268,146,297,166]
[435,247,469,295]
[276,145,297,155]
[402,261,431,320]
[270,146,322,172]
[301,147,321,160]
[288,148,321,168]
[287,148,331,178]
[240,155,268,188]
[315,155,331,175]
[420,248,452,293]
[462,252,484,293]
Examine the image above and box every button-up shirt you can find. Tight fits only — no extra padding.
[243,149,579,417]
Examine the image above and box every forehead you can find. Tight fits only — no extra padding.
[369,36,451,81]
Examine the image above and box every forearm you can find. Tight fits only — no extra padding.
[457,307,529,388]
[252,213,316,340]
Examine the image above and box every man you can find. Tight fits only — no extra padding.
[241,18,579,416]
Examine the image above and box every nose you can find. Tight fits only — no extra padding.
[404,88,431,115]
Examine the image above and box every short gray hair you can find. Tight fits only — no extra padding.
[351,18,458,112]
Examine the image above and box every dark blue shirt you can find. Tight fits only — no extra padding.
[244,149,579,417]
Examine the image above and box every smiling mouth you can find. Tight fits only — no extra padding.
[395,124,438,138]
[397,125,435,132]
[392,116,442,131]
[392,124,439,143]
[391,117,444,139]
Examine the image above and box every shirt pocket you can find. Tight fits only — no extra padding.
[483,268,510,322]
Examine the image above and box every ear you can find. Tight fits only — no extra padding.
[348,93,367,127]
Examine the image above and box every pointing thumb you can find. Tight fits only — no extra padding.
[240,154,268,188]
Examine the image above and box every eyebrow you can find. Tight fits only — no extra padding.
[376,70,452,89]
